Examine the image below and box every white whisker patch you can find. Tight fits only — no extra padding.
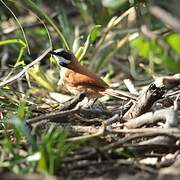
[53,55,70,64]
[59,57,71,64]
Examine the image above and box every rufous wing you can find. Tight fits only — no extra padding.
[64,69,108,90]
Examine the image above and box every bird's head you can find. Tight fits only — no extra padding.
[49,49,73,68]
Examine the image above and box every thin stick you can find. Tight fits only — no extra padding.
[103,131,179,151]
[0,0,30,54]
[0,47,51,87]
[106,127,180,136]
[150,6,180,32]
[26,105,80,124]
[66,123,105,142]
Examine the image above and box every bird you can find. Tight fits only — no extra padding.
[49,48,136,100]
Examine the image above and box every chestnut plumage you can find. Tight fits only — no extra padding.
[49,49,136,100]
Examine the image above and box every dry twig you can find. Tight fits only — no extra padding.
[0,47,51,87]
[124,83,165,119]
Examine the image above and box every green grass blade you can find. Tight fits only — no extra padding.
[19,0,69,49]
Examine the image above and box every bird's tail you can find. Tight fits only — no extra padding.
[104,88,137,100]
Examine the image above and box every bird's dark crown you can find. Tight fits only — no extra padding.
[49,49,72,67]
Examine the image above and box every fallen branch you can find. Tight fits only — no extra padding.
[106,127,180,136]
[26,106,112,125]
[26,105,80,124]
[66,123,105,142]
[103,131,179,151]
[124,83,165,119]
[123,143,180,154]
[124,108,172,129]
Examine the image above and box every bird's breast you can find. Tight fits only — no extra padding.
[58,67,107,97]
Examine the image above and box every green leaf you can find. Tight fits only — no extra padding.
[101,0,128,9]
[165,33,180,54]
[78,25,101,61]
[11,116,35,148]
[36,126,79,175]
[130,35,180,72]
[88,25,101,44]
[28,65,56,92]
[17,99,26,120]
[0,39,26,66]
[75,46,84,60]
[131,37,151,58]
[38,152,48,174]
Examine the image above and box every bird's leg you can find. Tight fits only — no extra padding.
[82,97,107,109]
[86,98,102,109]
[77,97,97,109]
[91,97,99,107]
[97,100,106,110]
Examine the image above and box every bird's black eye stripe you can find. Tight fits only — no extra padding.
[57,51,72,60]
